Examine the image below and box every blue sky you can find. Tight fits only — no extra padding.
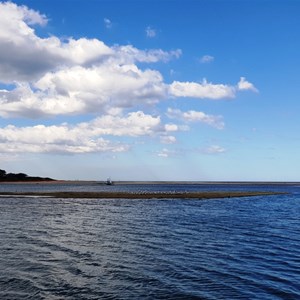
[0,0,300,181]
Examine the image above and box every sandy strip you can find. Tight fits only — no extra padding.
[0,191,285,199]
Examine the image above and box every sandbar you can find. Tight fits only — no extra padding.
[0,191,285,199]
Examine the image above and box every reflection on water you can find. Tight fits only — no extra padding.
[0,183,299,299]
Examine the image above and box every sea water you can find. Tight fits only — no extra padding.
[0,183,299,299]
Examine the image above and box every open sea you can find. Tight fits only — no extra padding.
[0,182,299,299]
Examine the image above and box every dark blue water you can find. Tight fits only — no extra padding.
[0,183,300,299]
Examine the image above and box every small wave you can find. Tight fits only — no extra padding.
[0,184,299,299]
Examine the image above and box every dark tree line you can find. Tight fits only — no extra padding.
[0,169,54,181]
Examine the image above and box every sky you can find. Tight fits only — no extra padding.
[0,0,300,181]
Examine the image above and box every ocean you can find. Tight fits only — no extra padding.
[0,182,299,299]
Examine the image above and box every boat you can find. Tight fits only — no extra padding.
[106,177,113,185]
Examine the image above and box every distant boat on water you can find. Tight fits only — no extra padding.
[106,177,113,185]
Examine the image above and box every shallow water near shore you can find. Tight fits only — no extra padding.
[0,182,300,299]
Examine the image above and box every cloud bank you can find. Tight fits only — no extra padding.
[0,2,258,155]
[0,111,173,153]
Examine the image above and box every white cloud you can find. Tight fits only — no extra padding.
[0,2,256,122]
[114,45,181,64]
[0,1,184,118]
[160,135,176,144]
[146,26,156,38]
[0,111,167,154]
[104,18,112,29]
[169,77,258,99]
[157,148,172,158]
[237,77,258,92]
[167,108,224,129]
[0,3,114,83]
[0,1,47,28]
[164,124,179,132]
[0,2,61,82]
[89,111,161,137]
[0,2,259,159]
[0,124,128,154]
[169,79,236,99]
[156,147,183,158]
[0,60,168,118]
[0,2,180,84]
[63,38,114,65]
[201,145,226,154]
[0,65,168,118]
[200,55,214,63]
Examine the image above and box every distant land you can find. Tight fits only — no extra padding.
[0,169,54,182]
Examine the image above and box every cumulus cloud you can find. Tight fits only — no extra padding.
[0,111,168,154]
[0,124,128,154]
[0,1,47,27]
[0,1,185,118]
[35,64,167,111]
[0,1,256,120]
[200,55,214,63]
[167,108,224,129]
[0,2,57,81]
[0,1,113,82]
[0,2,259,158]
[0,1,180,84]
[146,26,156,38]
[169,79,236,99]
[0,65,168,118]
[237,77,258,92]
[88,111,161,137]
[169,77,258,100]
[163,124,178,132]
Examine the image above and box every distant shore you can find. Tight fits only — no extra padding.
[0,180,299,185]
[0,191,286,199]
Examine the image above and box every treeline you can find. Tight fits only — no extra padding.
[0,169,54,181]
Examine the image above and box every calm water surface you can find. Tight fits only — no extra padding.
[0,183,300,299]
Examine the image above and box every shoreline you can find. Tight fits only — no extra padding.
[0,180,299,185]
[0,191,286,199]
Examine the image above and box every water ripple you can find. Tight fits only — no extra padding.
[0,185,300,299]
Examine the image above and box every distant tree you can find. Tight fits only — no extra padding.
[15,173,28,180]
[0,169,6,178]
[0,169,53,181]
[5,173,16,180]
